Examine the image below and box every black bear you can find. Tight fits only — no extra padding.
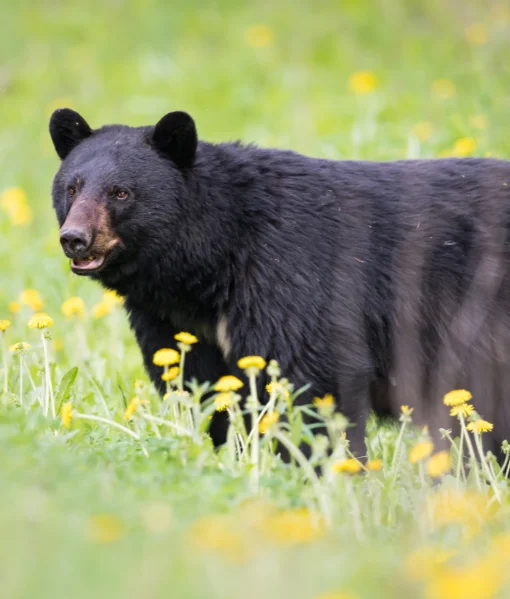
[49,108,510,456]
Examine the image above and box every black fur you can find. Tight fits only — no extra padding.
[49,109,92,160]
[50,109,510,456]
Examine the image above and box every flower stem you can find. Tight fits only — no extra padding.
[1,333,8,394]
[248,370,260,491]
[498,452,510,481]
[344,477,364,541]
[242,395,276,458]
[227,407,246,455]
[142,413,193,437]
[273,430,332,527]
[455,429,465,486]
[390,419,407,478]
[458,413,482,491]
[19,356,24,406]
[442,428,465,484]
[25,361,37,392]
[74,413,141,439]
[473,429,501,503]
[142,404,161,439]
[41,331,55,417]
[177,349,186,393]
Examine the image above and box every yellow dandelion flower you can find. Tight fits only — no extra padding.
[409,440,434,464]
[469,115,488,130]
[20,289,43,311]
[266,382,278,394]
[61,296,86,318]
[467,420,493,434]
[0,187,33,226]
[465,23,487,46]
[432,78,456,99]
[245,24,274,48]
[263,507,324,546]
[161,366,179,382]
[425,556,503,599]
[152,348,180,366]
[450,403,474,418]
[91,292,122,317]
[401,405,414,416]
[266,381,290,400]
[429,489,499,539]
[189,515,245,561]
[259,411,279,434]
[313,393,335,408]
[12,202,32,225]
[10,342,30,353]
[88,514,125,544]
[405,545,456,581]
[61,401,73,428]
[0,187,26,208]
[412,121,434,142]
[92,300,111,319]
[124,397,141,420]
[214,375,244,392]
[103,290,123,305]
[451,137,477,157]
[8,301,21,314]
[348,71,378,94]
[237,355,267,370]
[365,459,383,471]
[0,320,11,332]
[427,451,452,478]
[443,389,472,406]
[174,332,198,345]
[28,312,53,329]
[331,458,362,474]
[214,392,232,412]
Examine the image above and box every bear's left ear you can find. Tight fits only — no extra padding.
[152,111,197,168]
[49,108,93,160]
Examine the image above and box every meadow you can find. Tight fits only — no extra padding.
[2,1,510,597]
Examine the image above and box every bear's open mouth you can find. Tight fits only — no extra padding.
[71,255,106,273]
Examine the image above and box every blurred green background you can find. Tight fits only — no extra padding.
[2,0,510,309]
[1,1,510,598]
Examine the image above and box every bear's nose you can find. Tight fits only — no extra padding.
[60,227,91,256]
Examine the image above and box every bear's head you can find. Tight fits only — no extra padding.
[49,108,198,286]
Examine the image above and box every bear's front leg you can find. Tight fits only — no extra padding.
[125,304,230,445]
[336,372,372,458]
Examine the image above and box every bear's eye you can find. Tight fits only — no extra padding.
[67,186,76,197]
[115,190,128,200]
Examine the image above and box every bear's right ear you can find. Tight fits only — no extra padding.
[152,111,197,168]
[49,108,93,160]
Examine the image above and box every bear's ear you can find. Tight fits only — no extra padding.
[49,108,93,160]
[152,111,197,168]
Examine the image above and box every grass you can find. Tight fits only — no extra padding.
[2,1,510,597]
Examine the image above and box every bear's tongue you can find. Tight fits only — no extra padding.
[72,256,105,270]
